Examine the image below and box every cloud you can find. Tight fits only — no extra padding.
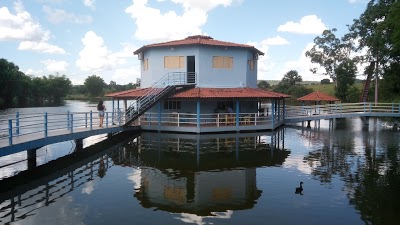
[43,6,92,24]
[263,36,290,46]
[83,0,95,9]
[125,0,238,41]
[18,41,66,54]
[24,68,44,76]
[41,59,69,72]
[278,15,327,35]
[0,1,65,54]
[348,0,368,4]
[76,31,133,72]
[111,65,141,85]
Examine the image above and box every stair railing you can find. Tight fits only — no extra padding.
[125,72,196,124]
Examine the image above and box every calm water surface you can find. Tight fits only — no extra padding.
[0,101,399,225]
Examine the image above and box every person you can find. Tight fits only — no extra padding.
[97,100,106,127]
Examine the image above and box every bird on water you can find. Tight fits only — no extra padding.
[295,182,303,195]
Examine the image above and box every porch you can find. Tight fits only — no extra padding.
[136,112,284,133]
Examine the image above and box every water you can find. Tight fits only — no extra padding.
[0,101,399,225]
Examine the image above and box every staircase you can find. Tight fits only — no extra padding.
[124,72,196,126]
[360,62,375,102]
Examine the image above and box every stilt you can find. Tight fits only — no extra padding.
[27,148,37,170]
[307,120,311,128]
[75,138,83,151]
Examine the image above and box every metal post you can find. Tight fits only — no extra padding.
[44,112,48,137]
[8,119,13,145]
[197,100,200,129]
[90,111,93,130]
[236,100,240,129]
[112,99,115,123]
[271,100,275,127]
[16,112,20,135]
[369,102,372,112]
[70,114,73,133]
[85,113,88,128]
[364,102,366,112]
[106,112,108,128]
[67,110,70,129]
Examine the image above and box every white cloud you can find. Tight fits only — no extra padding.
[278,15,327,35]
[125,0,238,41]
[83,0,95,9]
[18,41,66,54]
[263,35,290,46]
[41,59,69,72]
[25,68,44,76]
[0,1,65,54]
[43,6,92,24]
[76,31,130,71]
[111,65,141,85]
[278,43,325,81]
[348,0,367,4]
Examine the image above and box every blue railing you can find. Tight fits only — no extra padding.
[0,110,125,146]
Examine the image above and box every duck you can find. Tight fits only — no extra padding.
[295,182,303,194]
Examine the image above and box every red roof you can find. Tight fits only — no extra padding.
[133,35,264,55]
[297,91,339,101]
[106,87,290,99]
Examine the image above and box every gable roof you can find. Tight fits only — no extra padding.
[105,87,290,99]
[297,91,339,102]
[133,35,264,56]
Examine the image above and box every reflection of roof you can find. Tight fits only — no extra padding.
[134,35,264,55]
[106,87,290,99]
[297,91,339,102]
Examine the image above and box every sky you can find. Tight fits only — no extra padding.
[0,0,369,85]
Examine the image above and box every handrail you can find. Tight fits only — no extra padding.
[125,72,196,125]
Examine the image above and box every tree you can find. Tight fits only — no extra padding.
[305,29,355,87]
[46,75,72,102]
[84,75,106,97]
[257,80,270,90]
[334,59,357,102]
[0,58,28,108]
[282,70,302,86]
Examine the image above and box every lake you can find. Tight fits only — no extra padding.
[0,100,399,225]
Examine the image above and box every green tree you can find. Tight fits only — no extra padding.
[334,59,357,102]
[84,75,106,97]
[0,58,27,108]
[257,80,270,90]
[282,70,302,86]
[46,75,72,102]
[305,29,355,87]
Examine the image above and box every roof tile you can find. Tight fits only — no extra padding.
[297,91,339,101]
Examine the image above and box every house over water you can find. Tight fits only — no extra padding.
[106,35,289,133]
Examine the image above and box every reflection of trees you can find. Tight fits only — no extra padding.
[303,121,400,225]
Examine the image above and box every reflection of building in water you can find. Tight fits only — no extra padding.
[114,130,290,216]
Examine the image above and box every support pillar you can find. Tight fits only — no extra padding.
[75,138,83,151]
[27,149,37,170]
[307,120,311,128]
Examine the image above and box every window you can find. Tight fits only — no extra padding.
[164,100,181,110]
[248,59,255,71]
[143,58,148,71]
[213,56,233,69]
[164,56,184,68]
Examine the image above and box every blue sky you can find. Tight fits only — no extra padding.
[0,0,368,85]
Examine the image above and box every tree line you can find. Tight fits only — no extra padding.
[0,58,138,109]
[259,0,400,103]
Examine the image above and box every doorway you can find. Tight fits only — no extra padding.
[187,56,195,84]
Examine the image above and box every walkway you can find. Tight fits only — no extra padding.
[0,111,139,156]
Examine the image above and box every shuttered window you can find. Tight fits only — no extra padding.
[213,56,233,69]
[143,58,148,71]
[164,56,184,68]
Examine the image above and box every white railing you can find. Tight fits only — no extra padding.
[125,72,196,124]
[286,102,400,118]
[0,110,125,146]
[138,112,275,127]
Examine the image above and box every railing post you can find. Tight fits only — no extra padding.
[70,114,73,133]
[8,119,13,145]
[340,103,342,113]
[369,102,372,112]
[177,113,180,127]
[16,112,20,135]
[44,112,48,138]
[106,112,109,128]
[217,114,220,127]
[67,110,70,129]
[392,103,394,113]
[85,113,88,128]
[363,102,366,112]
[90,111,93,130]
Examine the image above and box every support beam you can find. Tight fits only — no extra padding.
[197,100,200,130]
[27,148,37,170]
[75,138,83,151]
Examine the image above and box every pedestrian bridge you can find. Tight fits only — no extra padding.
[285,102,400,123]
[1,103,399,157]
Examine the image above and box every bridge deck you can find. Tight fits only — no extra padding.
[0,123,140,157]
